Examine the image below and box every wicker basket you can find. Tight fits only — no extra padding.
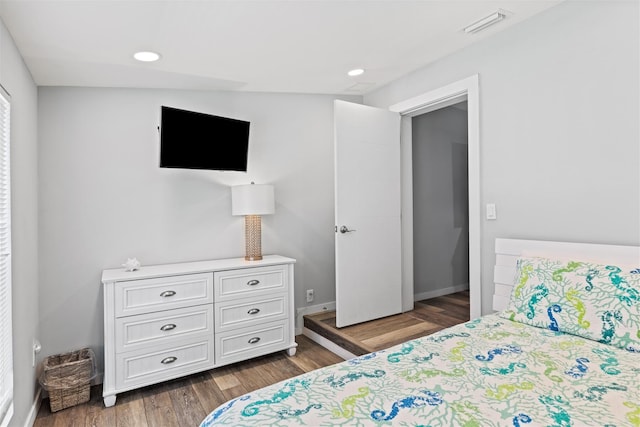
[42,348,94,412]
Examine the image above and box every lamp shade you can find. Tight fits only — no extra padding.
[231,183,275,216]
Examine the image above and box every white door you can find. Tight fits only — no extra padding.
[334,100,402,328]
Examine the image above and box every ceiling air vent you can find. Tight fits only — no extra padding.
[464,10,507,34]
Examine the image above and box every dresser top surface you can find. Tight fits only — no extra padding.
[102,255,295,283]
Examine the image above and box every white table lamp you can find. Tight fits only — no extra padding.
[231,183,275,261]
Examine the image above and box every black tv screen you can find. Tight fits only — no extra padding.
[160,106,250,171]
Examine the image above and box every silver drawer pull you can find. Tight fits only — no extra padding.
[161,356,177,364]
[160,290,176,298]
[248,337,261,344]
[160,323,177,331]
[247,308,260,315]
[247,279,260,286]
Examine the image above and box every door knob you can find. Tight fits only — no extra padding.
[339,225,356,234]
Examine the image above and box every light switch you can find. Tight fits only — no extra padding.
[486,203,497,220]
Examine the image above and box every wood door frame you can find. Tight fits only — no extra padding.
[389,74,481,319]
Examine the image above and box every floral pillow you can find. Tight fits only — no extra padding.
[500,256,640,351]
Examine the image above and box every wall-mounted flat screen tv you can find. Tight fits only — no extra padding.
[160,106,250,171]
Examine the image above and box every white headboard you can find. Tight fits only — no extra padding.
[493,238,640,312]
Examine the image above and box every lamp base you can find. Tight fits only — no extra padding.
[244,215,263,261]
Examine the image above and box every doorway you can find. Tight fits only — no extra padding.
[330,76,480,329]
[412,102,470,302]
[390,74,481,319]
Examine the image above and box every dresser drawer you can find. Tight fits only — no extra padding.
[215,321,288,366]
[115,273,213,317]
[215,294,288,332]
[214,265,287,301]
[115,305,213,353]
[115,338,214,390]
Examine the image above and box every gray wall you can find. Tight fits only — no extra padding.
[366,0,640,314]
[38,88,358,373]
[8,1,639,419]
[412,104,468,297]
[0,19,39,427]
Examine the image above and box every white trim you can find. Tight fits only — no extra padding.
[0,404,11,427]
[0,87,11,427]
[302,327,355,360]
[414,284,469,303]
[389,74,482,319]
[295,302,336,336]
[399,117,414,312]
[392,93,468,117]
[23,388,41,427]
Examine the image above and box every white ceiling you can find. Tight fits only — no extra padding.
[0,0,563,95]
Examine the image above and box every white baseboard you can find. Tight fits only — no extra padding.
[25,373,102,426]
[24,387,41,427]
[295,301,336,335]
[302,327,355,361]
[414,284,469,302]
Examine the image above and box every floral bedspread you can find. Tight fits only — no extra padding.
[201,314,640,426]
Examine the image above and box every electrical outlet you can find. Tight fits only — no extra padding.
[306,289,314,303]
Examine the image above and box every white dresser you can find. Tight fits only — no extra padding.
[101,255,296,407]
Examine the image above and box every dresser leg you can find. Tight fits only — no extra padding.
[287,347,297,356]
[104,395,117,407]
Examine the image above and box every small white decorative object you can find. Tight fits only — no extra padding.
[122,258,141,272]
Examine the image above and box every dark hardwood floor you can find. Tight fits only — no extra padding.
[34,290,469,426]
[34,335,343,427]
[304,290,470,355]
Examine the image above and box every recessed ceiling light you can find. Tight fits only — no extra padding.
[133,51,161,62]
[347,68,365,77]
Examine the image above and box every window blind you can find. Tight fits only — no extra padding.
[0,86,12,427]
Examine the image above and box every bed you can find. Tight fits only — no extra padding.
[201,238,640,426]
